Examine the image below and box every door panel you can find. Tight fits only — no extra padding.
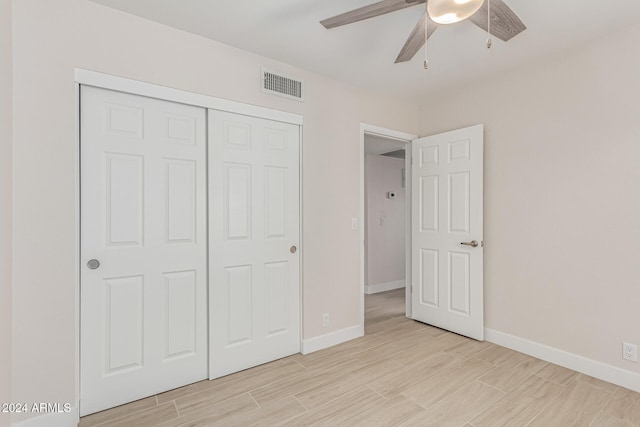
[420,175,439,232]
[106,153,144,246]
[104,275,144,373]
[224,164,252,240]
[265,166,288,238]
[411,125,484,340]
[227,265,254,345]
[209,110,301,379]
[420,249,439,307]
[265,261,289,336]
[81,86,208,415]
[164,270,198,359]
[165,160,197,243]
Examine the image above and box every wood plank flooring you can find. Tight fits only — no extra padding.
[80,289,640,426]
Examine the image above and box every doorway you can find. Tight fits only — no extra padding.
[359,125,417,331]
[360,123,485,339]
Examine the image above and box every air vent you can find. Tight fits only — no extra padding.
[262,69,304,102]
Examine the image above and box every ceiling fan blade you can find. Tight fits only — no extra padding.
[395,13,437,63]
[468,0,526,41]
[321,0,424,29]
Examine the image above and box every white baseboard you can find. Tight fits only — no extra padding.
[485,329,640,393]
[11,406,78,427]
[302,325,363,355]
[365,280,405,295]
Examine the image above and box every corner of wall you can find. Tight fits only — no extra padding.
[0,0,13,426]
[486,328,640,393]
[301,325,363,355]
[419,23,640,381]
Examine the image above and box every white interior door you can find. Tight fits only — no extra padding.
[411,125,484,340]
[209,110,300,379]
[80,86,208,415]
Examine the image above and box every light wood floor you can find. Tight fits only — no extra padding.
[80,289,640,426]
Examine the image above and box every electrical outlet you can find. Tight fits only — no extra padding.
[623,342,638,362]
[322,313,330,328]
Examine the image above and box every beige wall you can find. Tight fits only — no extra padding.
[419,23,640,375]
[366,155,406,287]
[10,0,418,419]
[0,0,12,425]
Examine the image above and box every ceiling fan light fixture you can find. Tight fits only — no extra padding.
[427,0,485,25]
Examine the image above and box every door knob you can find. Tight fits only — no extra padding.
[290,246,297,254]
[87,259,101,270]
[460,240,479,248]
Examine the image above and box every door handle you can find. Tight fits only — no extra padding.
[87,259,101,270]
[290,246,297,254]
[460,240,479,248]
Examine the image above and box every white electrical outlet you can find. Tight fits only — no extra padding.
[322,313,330,328]
[623,342,638,362]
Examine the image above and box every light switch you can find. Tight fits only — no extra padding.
[351,218,358,230]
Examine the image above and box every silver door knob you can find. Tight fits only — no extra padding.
[460,240,479,248]
[87,259,101,270]
[290,246,297,254]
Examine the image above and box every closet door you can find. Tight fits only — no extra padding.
[80,86,208,415]
[209,110,301,378]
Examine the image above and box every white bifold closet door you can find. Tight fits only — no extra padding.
[209,110,301,379]
[80,86,208,416]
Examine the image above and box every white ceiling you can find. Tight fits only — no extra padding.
[91,0,640,101]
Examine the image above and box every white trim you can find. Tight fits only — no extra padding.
[298,124,305,349]
[73,83,81,421]
[301,325,362,355]
[362,124,418,142]
[486,328,640,393]
[359,124,417,333]
[74,69,303,126]
[359,129,366,337]
[365,280,405,295]
[11,406,79,427]
[403,143,413,318]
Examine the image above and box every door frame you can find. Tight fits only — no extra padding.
[74,69,304,418]
[359,124,417,331]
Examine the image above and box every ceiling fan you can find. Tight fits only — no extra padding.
[320,0,526,64]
